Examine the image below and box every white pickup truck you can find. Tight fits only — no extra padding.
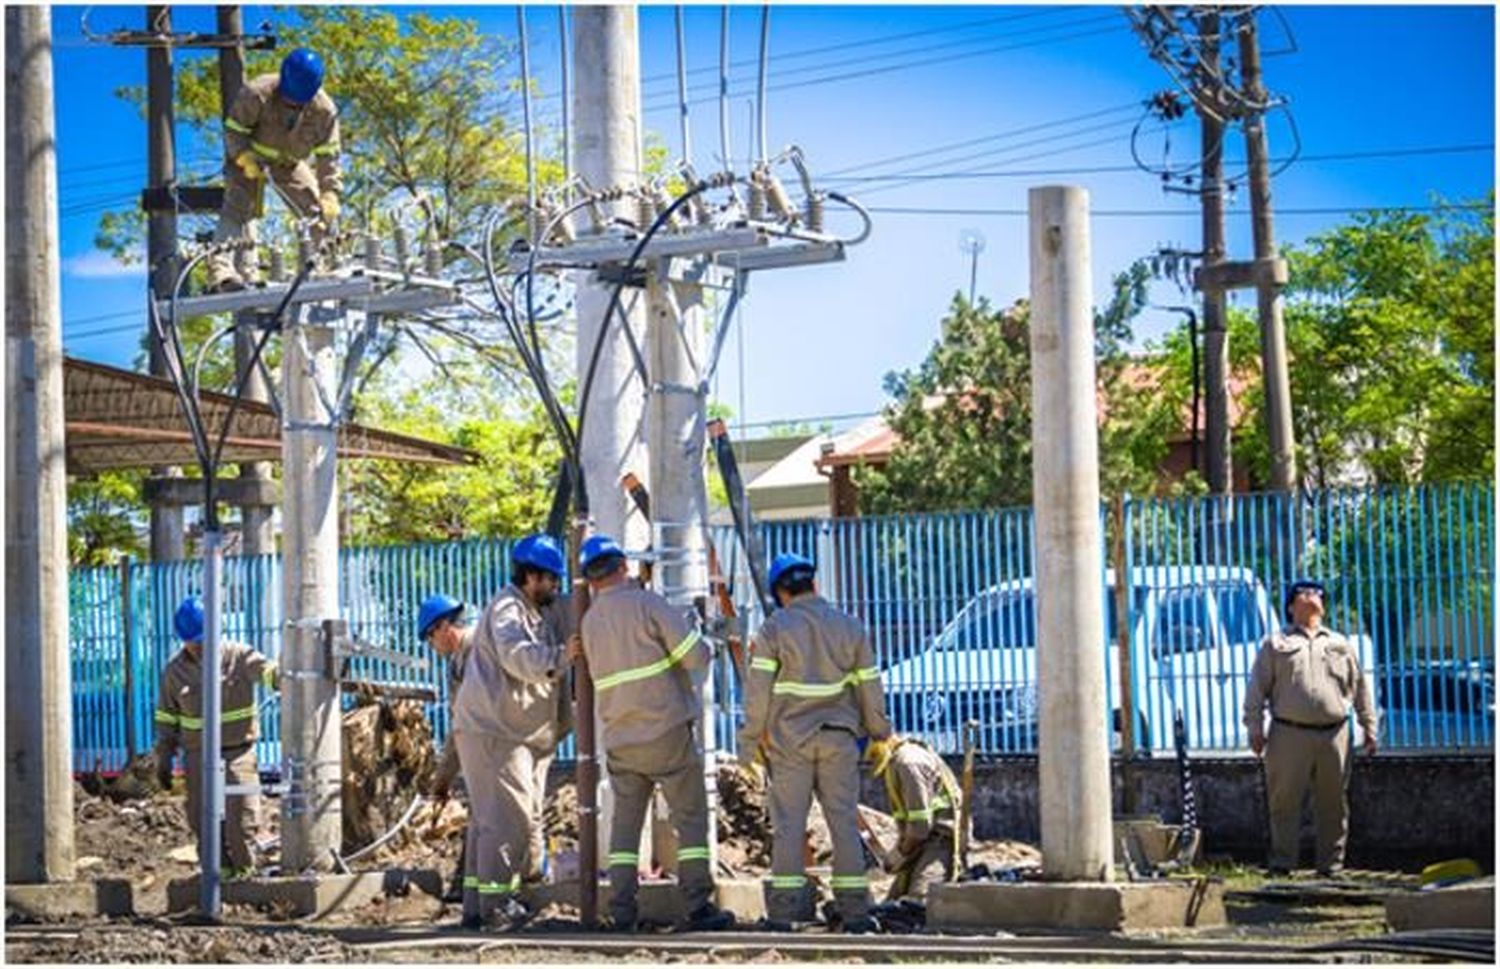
[880,566,1377,755]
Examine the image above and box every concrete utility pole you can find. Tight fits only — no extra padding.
[5,3,77,884]
[278,295,343,872]
[1195,9,1233,497]
[645,265,717,866]
[146,4,187,563]
[1027,186,1113,882]
[1238,13,1298,492]
[573,2,650,885]
[217,5,276,558]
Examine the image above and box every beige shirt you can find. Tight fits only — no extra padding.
[881,739,965,845]
[579,582,707,751]
[452,586,572,750]
[154,641,278,755]
[1243,624,1378,739]
[739,594,891,757]
[224,74,342,195]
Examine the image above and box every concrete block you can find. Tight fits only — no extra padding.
[1385,881,1494,931]
[5,879,134,919]
[166,868,441,917]
[928,879,1226,932]
[523,877,766,925]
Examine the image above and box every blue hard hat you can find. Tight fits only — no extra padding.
[512,533,565,576]
[768,552,816,590]
[279,48,325,105]
[174,595,205,642]
[579,534,626,572]
[1284,579,1326,619]
[417,594,464,641]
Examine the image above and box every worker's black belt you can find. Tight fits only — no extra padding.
[1272,715,1345,732]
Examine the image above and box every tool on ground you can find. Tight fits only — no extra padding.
[855,805,892,871]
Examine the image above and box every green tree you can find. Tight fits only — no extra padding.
[857,262,1176,514]
[68,472,147,567]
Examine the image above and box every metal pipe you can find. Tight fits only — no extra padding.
[756,5,770,166]
[559,7,571,205]
[675,6,691,165]
[517,6,537,238]
[719,7,732,172]
[199,527,225,917]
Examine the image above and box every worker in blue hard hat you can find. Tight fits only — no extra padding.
[153,594,279,879]
[450,534,576,929]
[576,534,736,934]
[1244,578,1378,878]
[739,552,891,932]
[205,47,343,292]
[416,594,478,917]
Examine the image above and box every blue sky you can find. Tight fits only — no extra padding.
[52,4,1495,431]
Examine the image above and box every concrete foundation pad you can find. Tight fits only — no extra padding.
[166,868,442,918]
[929,879,1226,932]
[1385,880,1494,931]
[524,878,766,925]
[5,879,134,919]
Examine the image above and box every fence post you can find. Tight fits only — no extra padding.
[1111,495,1136,813]
[120,556,136,762]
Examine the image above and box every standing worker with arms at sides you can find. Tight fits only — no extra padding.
[1244,579,1378,877]
[575,535,736,934]
[738,553,891,933]
[416,594,477,921]
[863,733,966,902]
[153,595,279,879]
[451,535,575,929]
[205,47,342,293]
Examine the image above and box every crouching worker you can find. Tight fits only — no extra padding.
[865,734,966,902]
[451,535,575,929]
[738,553,892,933]
[576,535,736,934]
[153,595,279,879]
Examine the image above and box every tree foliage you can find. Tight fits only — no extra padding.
[68,472,147,567]
[856,261,1175,514]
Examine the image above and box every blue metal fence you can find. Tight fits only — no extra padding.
[68,482,1493,772]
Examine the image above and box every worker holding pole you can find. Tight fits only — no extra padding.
[575,535,735,934]
[863,734,966,902]
[205,47,342,292]
[738,553,891,933]
[450,535,575,929]
[153,595,278,878]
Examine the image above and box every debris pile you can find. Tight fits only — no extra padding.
[340,698,436,854]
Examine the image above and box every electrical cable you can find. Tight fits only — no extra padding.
[756,5,771,167]
[517,6,538,228]
[676,6,692,165]
[865,202,1491,218]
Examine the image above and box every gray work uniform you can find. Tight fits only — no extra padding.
[153,641,278,875]
[579,582,712,926]
[878,738,965,902]
[207,73,342,288]
[452,586,572,920]
[1243,624,1378,872]
[739,593,891,923]
[434,634,475,919]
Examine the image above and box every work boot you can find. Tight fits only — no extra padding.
[602,914,638,934]
[484,897,532,931]
[680,903,735,932]
[844,915,879,934]
[458,914,483,931]
[754,916,794,932]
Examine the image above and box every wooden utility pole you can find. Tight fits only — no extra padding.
[5,3,78,885]
[1195,9,1233,496]
[1238,12,1298,492]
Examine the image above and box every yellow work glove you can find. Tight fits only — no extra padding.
[319,192,341,224]
[234,151,264,181]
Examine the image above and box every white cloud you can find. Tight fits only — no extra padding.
[64,250,144,280]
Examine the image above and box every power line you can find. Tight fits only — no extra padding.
[646,18,1124,113]
[639,7,1083,89]
[865,202,1492,218]
[64,321,144,341]
[823,142,1497,184]
[821,101,1143,179]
